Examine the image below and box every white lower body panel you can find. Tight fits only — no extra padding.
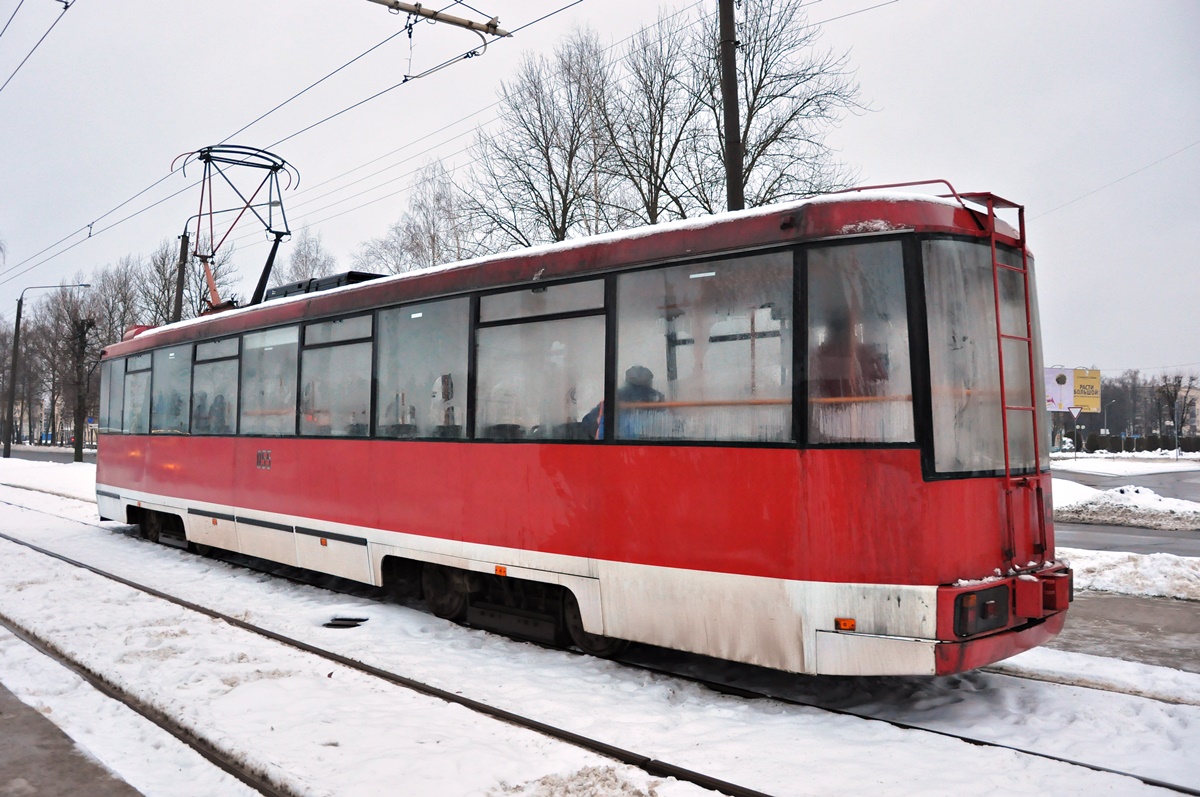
[95,483,942,675]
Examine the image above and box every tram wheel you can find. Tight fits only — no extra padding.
[140,511,162,544]
[562,590,629,657]
[421,564,469,621]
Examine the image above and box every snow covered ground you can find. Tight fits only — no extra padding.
[0,459,1198,796]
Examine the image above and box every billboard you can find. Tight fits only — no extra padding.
[1044,367,1101,413]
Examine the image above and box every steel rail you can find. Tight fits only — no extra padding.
[0,524,775,797]
[0,611,293,797]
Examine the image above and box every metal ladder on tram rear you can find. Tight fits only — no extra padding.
[961,193,1048,566]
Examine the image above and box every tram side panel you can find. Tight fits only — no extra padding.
[95,426,1057,676]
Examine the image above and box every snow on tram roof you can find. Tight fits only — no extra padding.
[125,189,966,344]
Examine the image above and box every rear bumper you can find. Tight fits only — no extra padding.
[934,609,1066,675]
[813,610,1067,676]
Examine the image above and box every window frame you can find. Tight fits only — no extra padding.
[611,250,797,445]
[191,335,241,436]
[915,233,1043,481]
[100,230,1038,468]
[473,278,607,443]
[298,313,374,438]
[374,296,470,441]
[238,324,302,438]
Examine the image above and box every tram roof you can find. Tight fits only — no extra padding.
[104,189,1016,357]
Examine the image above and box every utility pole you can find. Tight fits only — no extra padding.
[172,231,189,323]
[3,293,26,457]
[719,0,744,212]
[71,316,95,463]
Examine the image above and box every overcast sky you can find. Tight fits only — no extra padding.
[0,0,1196,376]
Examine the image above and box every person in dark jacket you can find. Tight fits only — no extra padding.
[581,365,665,439]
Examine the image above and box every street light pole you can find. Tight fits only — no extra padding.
[4,283,91,458]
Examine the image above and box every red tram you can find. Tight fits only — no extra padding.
[96,183,1071,676]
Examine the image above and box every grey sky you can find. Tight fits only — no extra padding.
[0,0,1196,376]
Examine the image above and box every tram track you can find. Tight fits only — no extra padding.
[2,486,1191,706]
[0,519,775,797]
[0,490,1197,796]
[0,612,293,797]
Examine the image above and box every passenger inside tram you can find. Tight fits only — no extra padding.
[581,365,666,439]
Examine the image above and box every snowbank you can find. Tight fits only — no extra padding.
[1053,480,1200,531]
[1059,547,1200,601]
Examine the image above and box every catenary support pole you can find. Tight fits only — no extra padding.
[719,0,744,212]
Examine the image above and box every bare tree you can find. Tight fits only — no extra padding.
[92,255,144,346]
[270,225,337,287]
[139,239,185,326]
[599,10,703,225]
[462,28,620,248]
[683,0,861,212]
[355,162,473,274]
[41,281,101,459]
[130,238,238,323]
[1155,372,1198,446]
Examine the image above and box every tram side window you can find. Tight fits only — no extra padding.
[807,242,914,444]
[376,299,468,439]
[151,344,192,434]
[240,326,299,436]
[300,316,372,437]
[122,353,152,434]
[476,291,605,441]
[192,338,239,435]
[615,253,793,442]
[105,359,125,434]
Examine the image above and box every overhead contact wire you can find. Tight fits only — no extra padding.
[0,0,74,97]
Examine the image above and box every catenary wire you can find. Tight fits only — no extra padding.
[0,0,28,41]
[0,0,582,286]
[0,0,73,97]
[2,0,888,289]
[229,0,907,249]
[1031,137,1200,220]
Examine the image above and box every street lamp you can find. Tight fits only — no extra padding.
[1104,399,1116,436]
[4,283,91,458]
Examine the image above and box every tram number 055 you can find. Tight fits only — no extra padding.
[256,450,272,470]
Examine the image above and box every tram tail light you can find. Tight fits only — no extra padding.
[834,617,856,632]
[954,585,1009,638]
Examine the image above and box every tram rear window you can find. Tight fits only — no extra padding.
[923,240,1046,474]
